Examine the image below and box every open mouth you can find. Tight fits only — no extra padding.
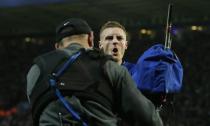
[112,48,118,56]
[112,48,118,53]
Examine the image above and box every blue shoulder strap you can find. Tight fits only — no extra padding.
[49,51,88,126]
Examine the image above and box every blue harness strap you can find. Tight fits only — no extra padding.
[54,51,81,77]
[49,51,88,126]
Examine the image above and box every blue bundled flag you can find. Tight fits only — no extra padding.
[129,44,183,93]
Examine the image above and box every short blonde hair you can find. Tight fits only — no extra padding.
[100,21,128,40]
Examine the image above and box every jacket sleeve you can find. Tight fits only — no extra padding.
[26,64,41,103]
[104,61,163,126]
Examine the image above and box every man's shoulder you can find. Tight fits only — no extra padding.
[34,49,71,63]
[32,49,71,74]
[104,60,127,75]
[35,50,65,60]
[86,48,112,58]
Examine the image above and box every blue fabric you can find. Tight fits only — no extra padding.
[125,44,183,93]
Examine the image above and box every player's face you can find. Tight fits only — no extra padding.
[99,27,127,64]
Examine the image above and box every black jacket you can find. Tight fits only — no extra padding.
[27,43,163,126]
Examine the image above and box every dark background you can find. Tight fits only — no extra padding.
[0,0,209,125]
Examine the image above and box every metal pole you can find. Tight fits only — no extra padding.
[164,3,173,49]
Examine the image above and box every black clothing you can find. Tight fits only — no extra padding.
[27,43,163,126]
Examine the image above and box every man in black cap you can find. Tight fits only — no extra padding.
[26,18,163,126]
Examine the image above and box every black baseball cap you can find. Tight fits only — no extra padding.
[56,18,92,42]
